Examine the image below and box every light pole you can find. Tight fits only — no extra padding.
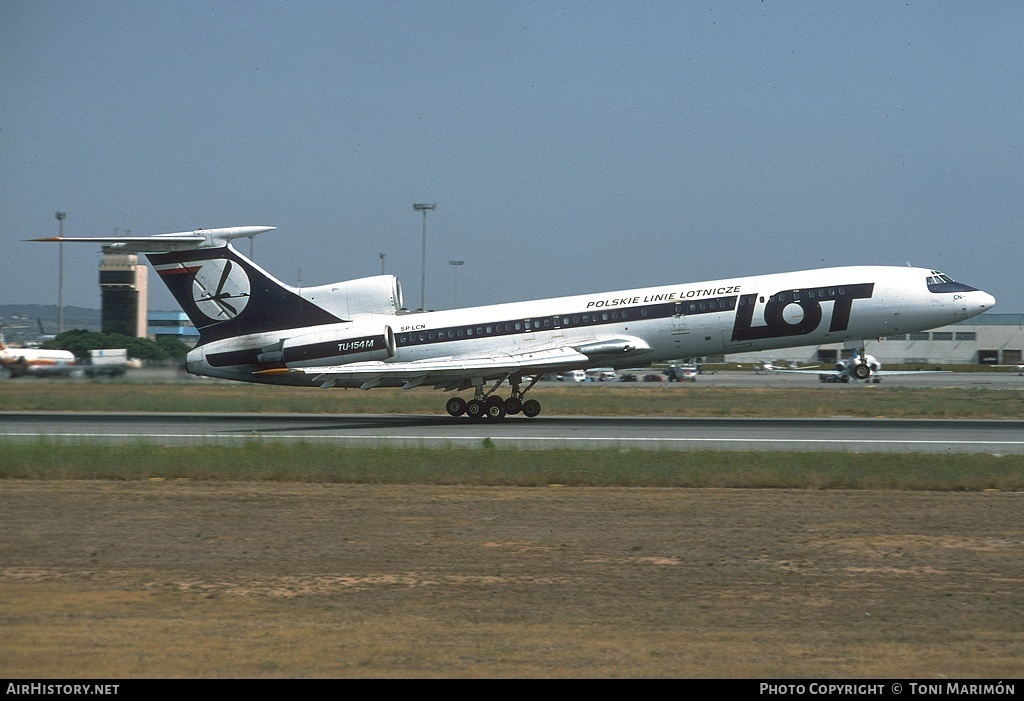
[449,260,464,308]
[413,203,435,311]
[55,212,66,334]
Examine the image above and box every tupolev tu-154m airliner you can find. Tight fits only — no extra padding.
[34,226,995,420]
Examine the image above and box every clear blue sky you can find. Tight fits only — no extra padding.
[3,1,1022,314]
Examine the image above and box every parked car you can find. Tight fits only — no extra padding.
[558,370,587,382]
[665,365,698,382]
[643,373,663,382]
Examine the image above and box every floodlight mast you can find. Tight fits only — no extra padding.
[449,260,464,308]
[413,203,436,311]
[55,212,66,333]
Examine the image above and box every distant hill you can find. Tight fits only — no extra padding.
[0,305,101,345]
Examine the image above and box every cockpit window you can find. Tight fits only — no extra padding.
[926,271,977,294]
[926,271,956,286]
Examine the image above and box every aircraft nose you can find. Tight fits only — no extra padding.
[976,290,996,312]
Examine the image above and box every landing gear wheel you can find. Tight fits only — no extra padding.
[466,399,486,421]
[521,399,542,418]
[504,397,522,415]
[852,363,871,380]
[445,397,467,417]
[484,396,507,421]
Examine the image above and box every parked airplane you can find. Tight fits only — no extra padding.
[33,226,995,418]
[730,360,819,374]
[764,351,947,383]
[0,327,76,377]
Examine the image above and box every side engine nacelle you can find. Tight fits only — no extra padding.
[260,323,397,368]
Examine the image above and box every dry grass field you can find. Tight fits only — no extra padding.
[2,480,1022,678]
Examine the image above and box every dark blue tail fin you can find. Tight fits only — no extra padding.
[148,245,342,345]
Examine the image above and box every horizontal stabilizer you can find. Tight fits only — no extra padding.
[29,226,276,252]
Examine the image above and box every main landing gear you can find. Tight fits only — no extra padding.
[444,376,543,421]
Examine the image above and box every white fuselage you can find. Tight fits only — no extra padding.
[0,346,76,376]
[186,265,994,388]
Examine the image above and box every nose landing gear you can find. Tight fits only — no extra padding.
[851,362,872,380]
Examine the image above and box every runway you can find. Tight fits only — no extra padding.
[3,412,1023,453]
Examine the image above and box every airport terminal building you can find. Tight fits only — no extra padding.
[722,313,1024,367]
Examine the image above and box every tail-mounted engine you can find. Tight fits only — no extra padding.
[299,275,404,318]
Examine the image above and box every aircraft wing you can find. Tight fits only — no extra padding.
[762,365,823,374]
[870,369,951,376]
[765,366,950,376]
[260,345,595,390]
[742,361,821,373]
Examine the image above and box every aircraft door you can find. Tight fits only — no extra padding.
[667,303,690,352]
[671,303,690,335]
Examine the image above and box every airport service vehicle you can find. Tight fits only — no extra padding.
[82,348,129,377]
[35,226,995,420]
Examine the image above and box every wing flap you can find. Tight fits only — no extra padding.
[259,346,592,387]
